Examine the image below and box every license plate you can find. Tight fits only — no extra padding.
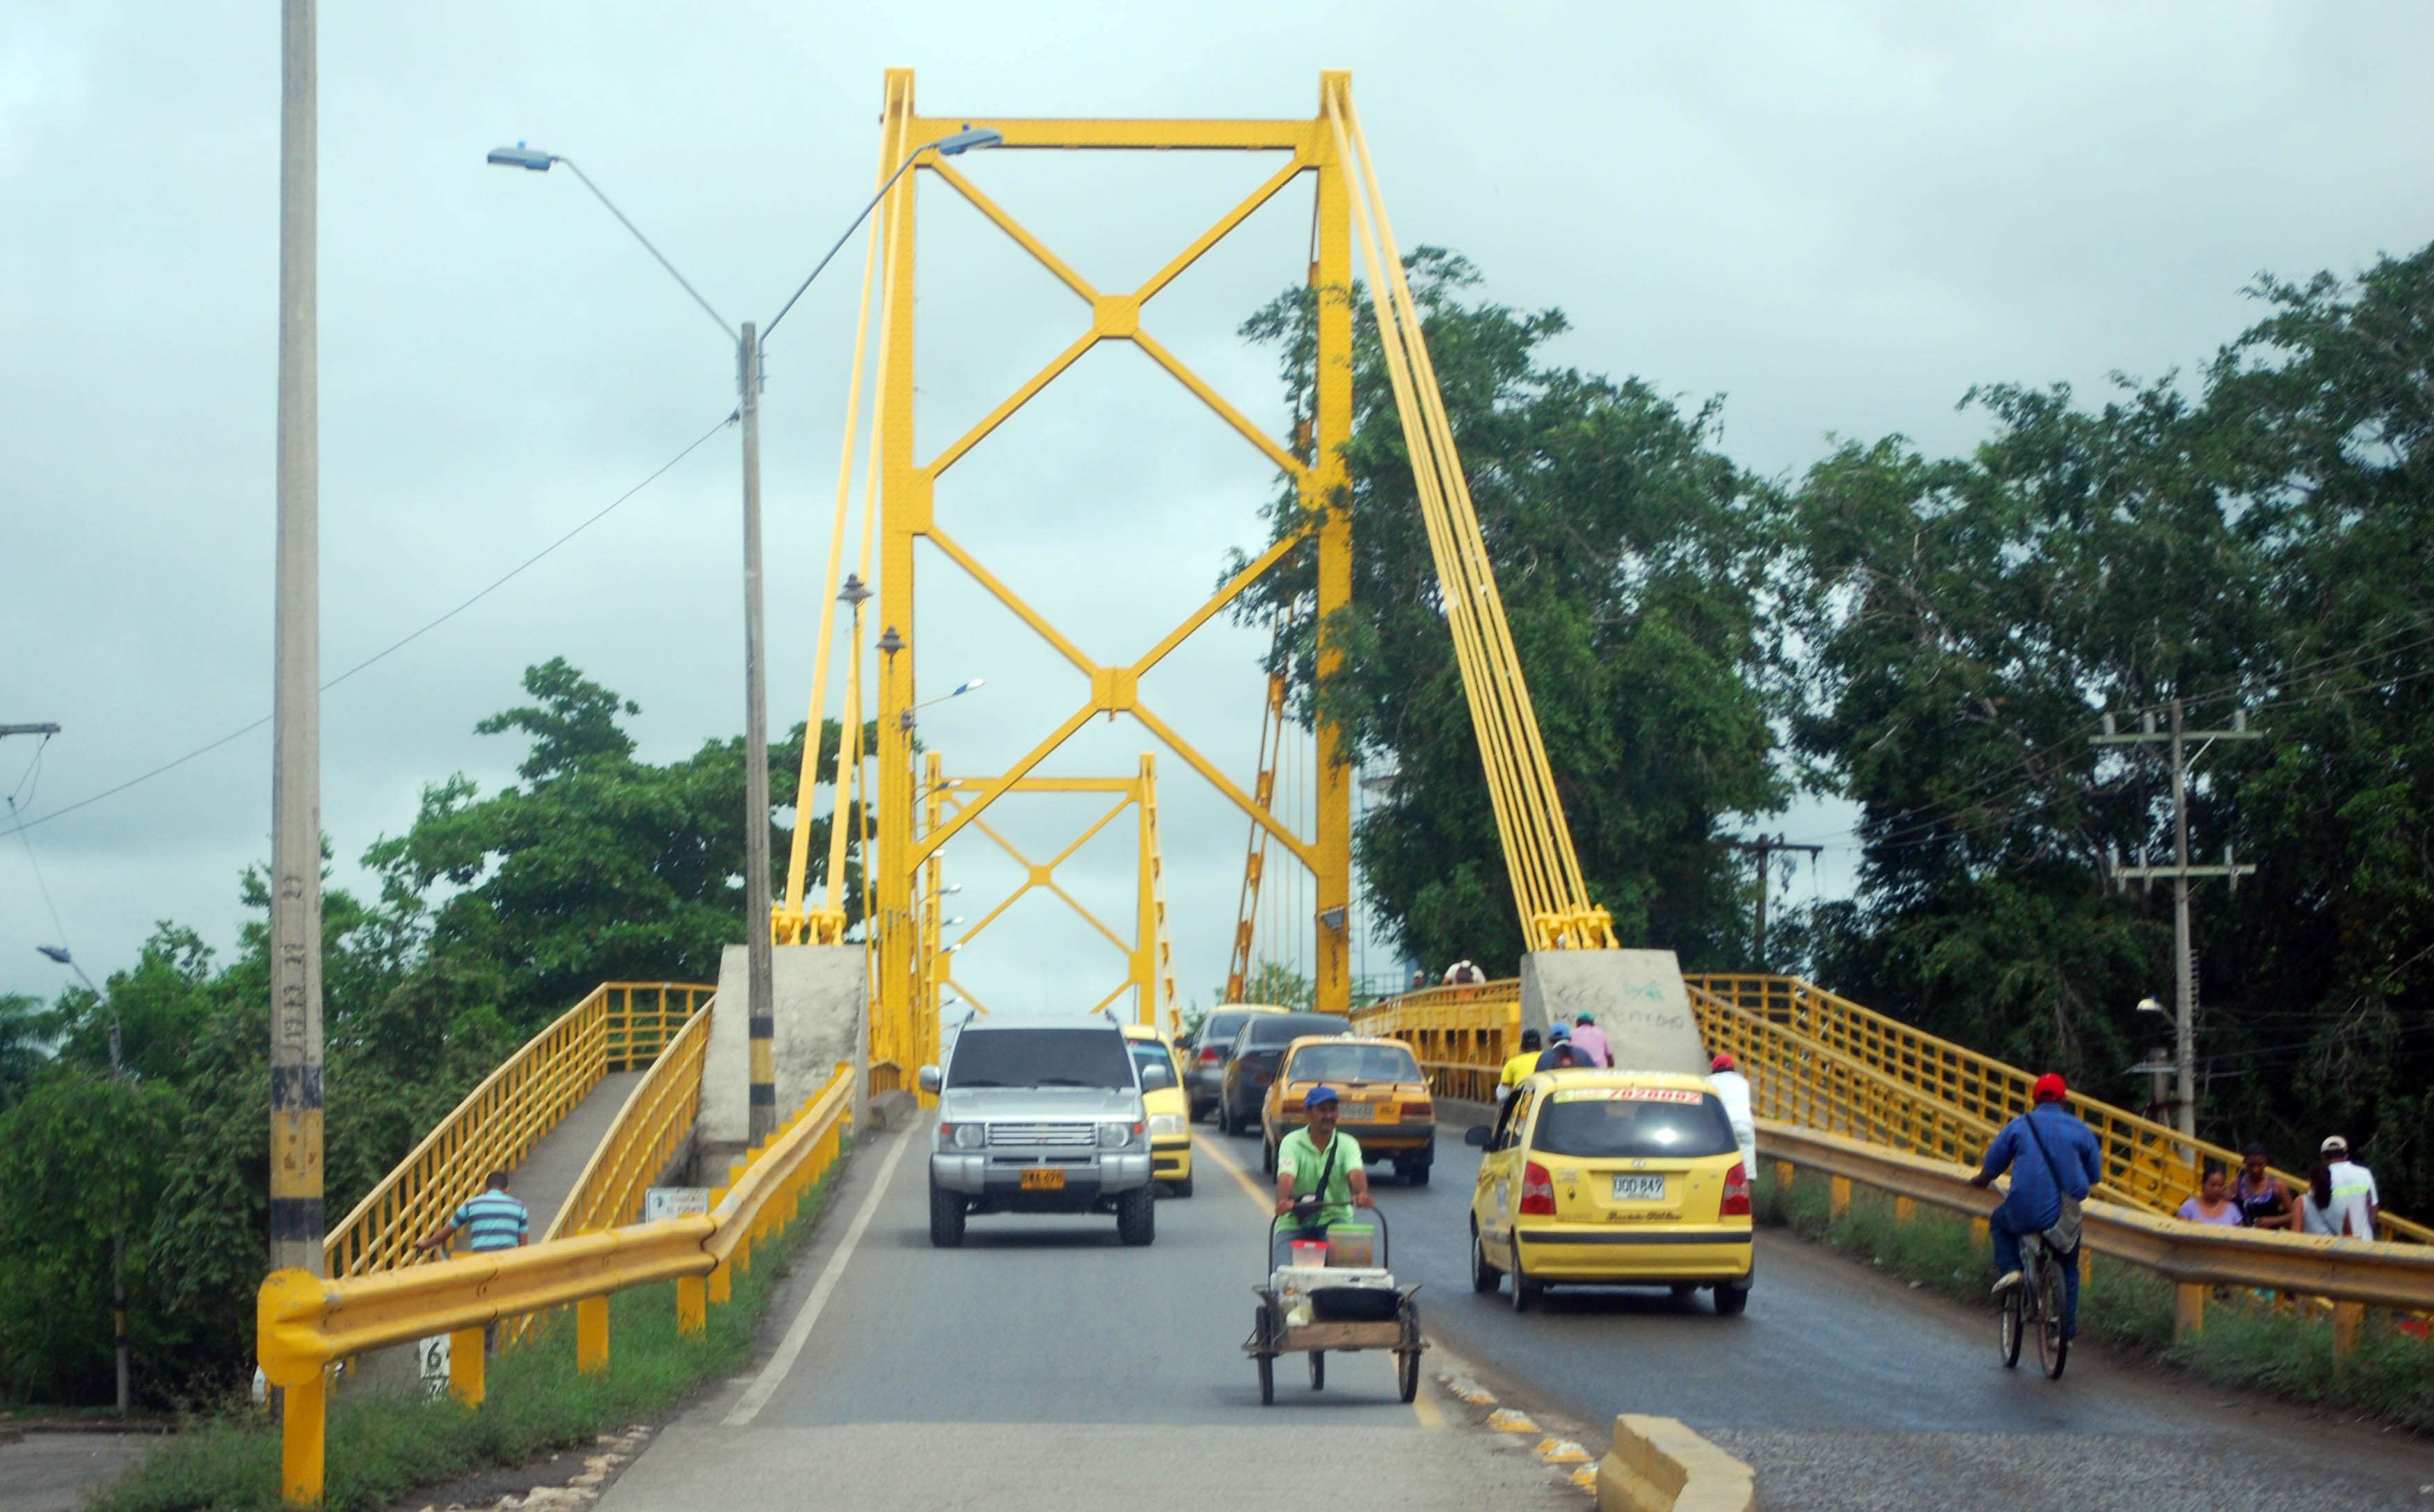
[1020,1167,1066,1192]
[1611,1175,1667,1202]
[1339,1103,1373,1120]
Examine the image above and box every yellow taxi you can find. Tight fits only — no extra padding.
[1260,1035,1438,1185]
[1463,1070,1752,1314]
[1122,1022,1194,1197]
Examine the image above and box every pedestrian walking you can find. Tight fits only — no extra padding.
[2317,1136,2381,1237]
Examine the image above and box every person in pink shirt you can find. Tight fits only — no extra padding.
[2175,1165,2243,1227]
[1565,1011,1612,1068]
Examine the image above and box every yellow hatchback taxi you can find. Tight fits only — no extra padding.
[1122,1022,1194,1197]
[1260,1035,1437,1185]
[1464,1070,1752,1314]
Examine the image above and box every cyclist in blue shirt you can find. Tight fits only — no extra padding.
[1967,1072,2102,1338]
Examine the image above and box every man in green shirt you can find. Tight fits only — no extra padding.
[1272,1086,1374,1244]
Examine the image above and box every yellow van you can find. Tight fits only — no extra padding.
[1464,1070,1752,1314]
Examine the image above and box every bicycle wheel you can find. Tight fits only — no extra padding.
[2036,1256,2070,1380]
[1997,1280,2024,1368]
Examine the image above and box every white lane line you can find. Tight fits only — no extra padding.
[722,1127,916,1428]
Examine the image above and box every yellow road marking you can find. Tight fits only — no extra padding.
[1199,1131,1442,1430]
[1197,1129,1275,1215]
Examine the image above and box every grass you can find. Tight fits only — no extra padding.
[90,1150,846,1512]
[1753,1168,2434,1432]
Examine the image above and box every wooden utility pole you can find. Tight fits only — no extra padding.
[1723,833,1823,970]
[2096,700,2260,1145]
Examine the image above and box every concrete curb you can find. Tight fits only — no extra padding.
[1593,1414,1755,1512]
[865,1089,919,1132]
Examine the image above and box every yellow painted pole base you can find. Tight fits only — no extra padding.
[448,1327,486,1406]
[1828,1175,1851,1219]
[677,1275,707,1337]
[708,1261,731,1306]
[2174,1282,2207,1340]
[281,1374,326,1507]
[2331,1299,2363,1363]
[576,1296,609,1375]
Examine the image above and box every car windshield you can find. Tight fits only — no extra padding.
[1531,1089,1737,1159]
[1245,1014,1350,1048]
[1199,1011,1251,1048]
[1127,1043,1176,1091]
[1287,1043,1420,1084]
[947,1028,1136,1091]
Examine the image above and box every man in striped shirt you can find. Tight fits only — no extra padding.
[416,1170,530,1257]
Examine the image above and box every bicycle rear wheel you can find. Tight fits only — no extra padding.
[1997,1282,2024,1368]
[2035,1255,2070,1380]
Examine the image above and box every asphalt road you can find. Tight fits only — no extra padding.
[1194,1114,2433,1511]
[596,1122,1579,1511]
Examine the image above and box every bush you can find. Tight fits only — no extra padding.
[90,1154,843,1512]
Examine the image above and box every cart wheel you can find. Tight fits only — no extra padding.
[1307,1351,1324,1391]
[1257,1353,1274,1405]
[1397,1349,1420,1403]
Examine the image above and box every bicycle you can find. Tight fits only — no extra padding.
[1997,1232,2070,1380]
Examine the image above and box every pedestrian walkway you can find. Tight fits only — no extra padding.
[512,1070,646,1233]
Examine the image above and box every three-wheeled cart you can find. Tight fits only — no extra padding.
[1244,1201,1422,1405]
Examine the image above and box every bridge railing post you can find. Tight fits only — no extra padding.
[448,1327,486,1405]
[281,1371,326,1506]
[575,1296,610,1375]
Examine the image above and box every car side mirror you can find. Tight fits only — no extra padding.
[917,1065,941,1094]
[1463,1126,1490,1147]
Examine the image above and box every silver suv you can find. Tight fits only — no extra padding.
[920,1016,1156,1248]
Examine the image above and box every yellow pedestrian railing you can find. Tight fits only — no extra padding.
[322,982,713,1278]
[1687,973,2432,1245]
[1350,982,1520,1104]
[1762,1121,2434,1355]
[261,1062,853,1506]
[541,1001,715,1243]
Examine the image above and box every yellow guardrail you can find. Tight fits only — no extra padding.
[1689,973,2431,1245]
[322,982,712,1278]
[261,1061,853,1506]
[1762,1121,2434,1351]
[540,1003,715,1244]
[1350,982,1519,1103]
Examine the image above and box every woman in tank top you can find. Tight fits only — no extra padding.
[2233,1143,2297,1231]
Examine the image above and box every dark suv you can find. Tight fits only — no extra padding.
[1215,1011,1351,1135]
[1181,1005,1285,1122]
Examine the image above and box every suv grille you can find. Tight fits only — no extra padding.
[987,1122,1095,1148]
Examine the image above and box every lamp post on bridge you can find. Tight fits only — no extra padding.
[484,126,1000,1140]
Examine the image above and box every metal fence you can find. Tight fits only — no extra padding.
[322,982,713,1277]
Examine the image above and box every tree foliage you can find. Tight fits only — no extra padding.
[1231,250,1789,979]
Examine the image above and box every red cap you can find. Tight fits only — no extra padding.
[2032,1072,2067,1104]
[1710,1053,1736,1073]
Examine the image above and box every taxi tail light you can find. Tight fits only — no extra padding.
[1721,1161,1751,1217]
[1520,1161,1556,1217]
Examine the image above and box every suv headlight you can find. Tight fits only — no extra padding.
[953,1122,986,1150]
[1097,1120,1136,1149]
[1148,1113,1185,1140]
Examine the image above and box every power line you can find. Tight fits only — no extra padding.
[6,412,735,836]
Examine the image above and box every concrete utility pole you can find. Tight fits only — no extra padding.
[2097,699,2260,1145]
[0,723,62,739]
[268,0,325,1280]
[738,321,778,1145]
[1722,833,1823,970]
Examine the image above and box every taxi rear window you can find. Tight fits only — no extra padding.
[1531,1088,1737,1159]
[1287,1043,1421,1084]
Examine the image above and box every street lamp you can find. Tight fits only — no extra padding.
[899,677,984,730]
[487,127,998,1143]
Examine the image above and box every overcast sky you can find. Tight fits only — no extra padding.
[6,2,2432,1016]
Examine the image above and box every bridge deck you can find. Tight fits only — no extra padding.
[511,1070,646,1234]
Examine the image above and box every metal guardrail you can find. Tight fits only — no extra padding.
[1353,982,1518,1104]
[261,1062,853,1506]
[541,1002,715,1243]
[1689,973,2432,1245]
[1761,1121,2434,1344]
[322,982,713,1278]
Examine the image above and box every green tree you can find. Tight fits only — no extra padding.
[0,992,58,1107]
[1231,250,1789,977]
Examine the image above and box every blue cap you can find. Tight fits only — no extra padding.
[1549,1023,1570,1039]
[1304,1084,1340,1109]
